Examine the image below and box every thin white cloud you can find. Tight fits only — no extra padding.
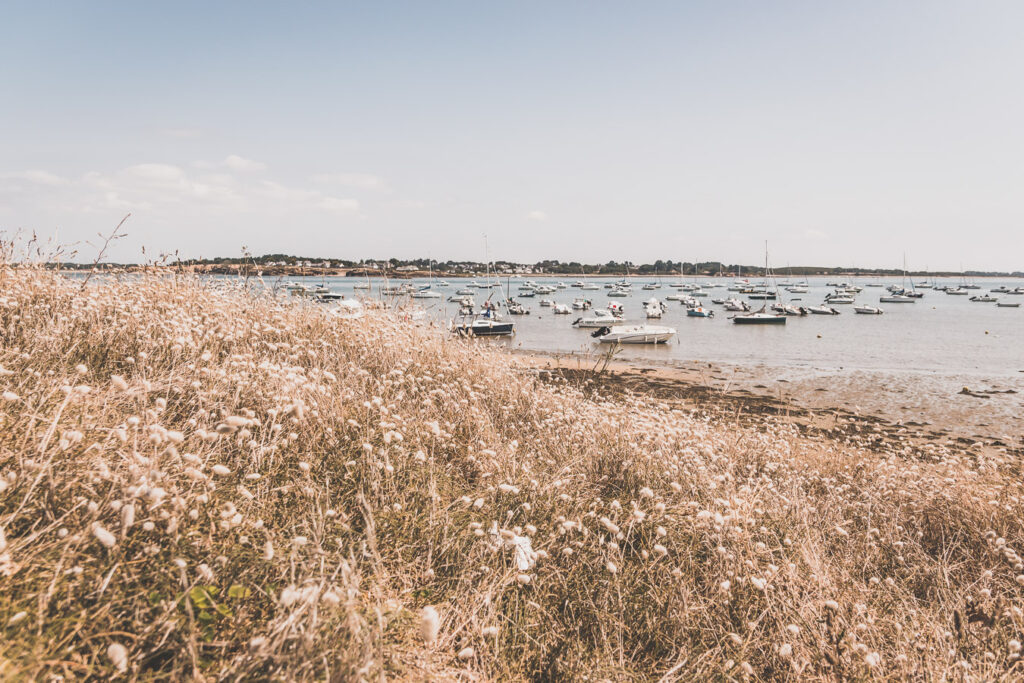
[527,210,548,222]
[222,155,267,172]
[318,197,360,213]
[1,162,358,219]
[310,172,387,190]
[803,228,827,240]
[1,170,68,186]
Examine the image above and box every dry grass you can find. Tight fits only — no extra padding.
[1,263,1023,680]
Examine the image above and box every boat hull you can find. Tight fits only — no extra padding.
[453,322,515,337]
[733,315,786,325]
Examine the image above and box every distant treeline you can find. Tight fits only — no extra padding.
[49,254,1022,277]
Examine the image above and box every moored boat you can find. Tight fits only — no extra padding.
[591,325,676,344]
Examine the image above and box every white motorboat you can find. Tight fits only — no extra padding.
[879,294,915,303]
[571,297,592,310]
[854,305,884,314]
[456,288,474,295]
[505,300,529,315]
[770,303,807,316]
[556,282,568,289]
[581,284,600,291]
[411,287,441,299]
[732,310,786,325]
[825,294,855,304]
[572,310,623,328]
[969,294,998,302]
[722,298,750,312]
[686,306,714,318]
[591,324,675,344]
[644,298,665,318]
[808,305,841,315]
[538,298,554,307]
[606,302,625,316]
[353,282,371,290]
[607,288,629,298]
[552,303,571,314]
[997,301,1020,307]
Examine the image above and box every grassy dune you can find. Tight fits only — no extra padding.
[1,265,1023,680]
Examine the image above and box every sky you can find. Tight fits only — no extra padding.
[1,1,1023,270]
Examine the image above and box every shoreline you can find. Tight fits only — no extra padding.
[510,348,1023,459]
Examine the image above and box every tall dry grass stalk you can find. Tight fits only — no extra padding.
[0,262,1022,680]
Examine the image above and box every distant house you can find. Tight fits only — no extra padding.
[395,265,419,272]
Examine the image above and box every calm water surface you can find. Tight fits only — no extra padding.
[282,276,1024,380]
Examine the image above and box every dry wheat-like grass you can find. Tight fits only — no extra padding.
[0,263,1023,680]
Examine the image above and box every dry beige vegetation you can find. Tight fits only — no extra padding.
[1,263,1023,681]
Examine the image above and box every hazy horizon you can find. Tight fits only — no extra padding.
[3,1,1023,271]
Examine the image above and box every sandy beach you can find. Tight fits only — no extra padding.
[512,349,1024,460]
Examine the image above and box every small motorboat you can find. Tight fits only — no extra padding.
[451,310,515,337]
[538,298,554,307]
[571,297,592,310]
[808,305,841,315]
[606,302,625,316]
[591,325,676,344]
[946,288,968,296]
[997,301,1020,308]
[505,300,530,315]
[854,305,884,314]
[607,288,629,297]
[553,304,571,314]
[679,296,700,308]
[686,306,714,318]
[722,298,750,312]
[770,304,807,316]
[879,294,915,303]
[581,284,600,291]
[644,298,667,319]
[732,311,786,325]
[969,294,998,302]
[572,310,623,328]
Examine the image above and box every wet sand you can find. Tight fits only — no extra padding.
[511,349,1024,460]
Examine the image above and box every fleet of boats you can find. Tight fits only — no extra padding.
[285,257,1020,347]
